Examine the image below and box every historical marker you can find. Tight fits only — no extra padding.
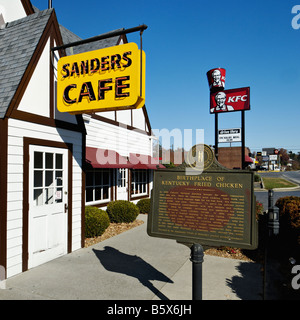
[147,144,258,249]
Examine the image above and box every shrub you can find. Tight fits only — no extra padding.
[256,200,264,218]
[275,196,300,246]
[275,196,300,229]
[254,174,261,182]
[85,206,110,238]
[107,200,139,223]
[137,198,151,214]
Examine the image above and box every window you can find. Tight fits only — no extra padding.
[86,169,111,204]
[131,169,148,196]
[117,168,126,188]
[33,151,64,206]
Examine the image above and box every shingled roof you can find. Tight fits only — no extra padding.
[0,8,54,118]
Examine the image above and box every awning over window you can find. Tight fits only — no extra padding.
[86,147,132,169]
[129,153,165,169]
[86,148,165,170]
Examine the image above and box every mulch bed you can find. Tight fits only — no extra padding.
[84,219,144,248]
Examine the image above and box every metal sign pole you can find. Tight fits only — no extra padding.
[215,113,218,160]
[241,110,245,169]
[190,243,204,300]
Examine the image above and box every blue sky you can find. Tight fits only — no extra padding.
[32,0,300,154]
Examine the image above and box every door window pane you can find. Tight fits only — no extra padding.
[55,171,63,186]
[34,189,43,206]
[46,171,53,187]
[45,153,53,169]
[34,152,43,169]
[34,171,43,188]
[56,154,63,169]
[55,187,63,203]
[118,168,126,187]
[45,188,54,204]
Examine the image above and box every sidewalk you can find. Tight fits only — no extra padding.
[0,214,263,300]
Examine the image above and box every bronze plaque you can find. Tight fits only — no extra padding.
[147,145,258,249]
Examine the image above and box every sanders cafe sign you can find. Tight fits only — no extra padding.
[57,42,145,114]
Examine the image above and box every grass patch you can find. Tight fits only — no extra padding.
[262,177,298,189]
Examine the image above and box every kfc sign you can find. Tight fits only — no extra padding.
[207,68,226,92]
[210,87,250,114]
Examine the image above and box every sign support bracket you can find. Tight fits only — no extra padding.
[51,24,148,53]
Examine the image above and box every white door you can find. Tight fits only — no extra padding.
[117,168,128,200]
[28,145,68,269]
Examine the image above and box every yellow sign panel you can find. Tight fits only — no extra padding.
[56,42,145,113]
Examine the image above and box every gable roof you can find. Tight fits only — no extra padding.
[0,8,54,118]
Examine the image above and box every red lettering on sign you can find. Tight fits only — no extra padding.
[166,186,234,232]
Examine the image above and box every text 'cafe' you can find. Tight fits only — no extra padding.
[57,42,145,113]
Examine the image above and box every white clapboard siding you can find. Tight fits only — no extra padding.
[18,38,50,117]
[116,110,131,126]
[132,108,146,131]
[85,117,151,156]
[6,118,83,278]
[95,111,115,120]
[0,0,27,23]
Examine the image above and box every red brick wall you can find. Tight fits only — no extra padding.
[218,147,250,169]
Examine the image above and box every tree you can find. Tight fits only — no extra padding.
[279,148,289,166]
[289,150,296,160]
[292,160,300,170]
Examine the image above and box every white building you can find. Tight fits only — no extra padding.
[0,0,160,279]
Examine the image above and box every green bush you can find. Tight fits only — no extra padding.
[254,174,261,182]
[275,196,300,229]
[137,198,151,214]
[275,196,300,246]
[85,206,110,238]
[256,200,264,218]
[107,200,139,223]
